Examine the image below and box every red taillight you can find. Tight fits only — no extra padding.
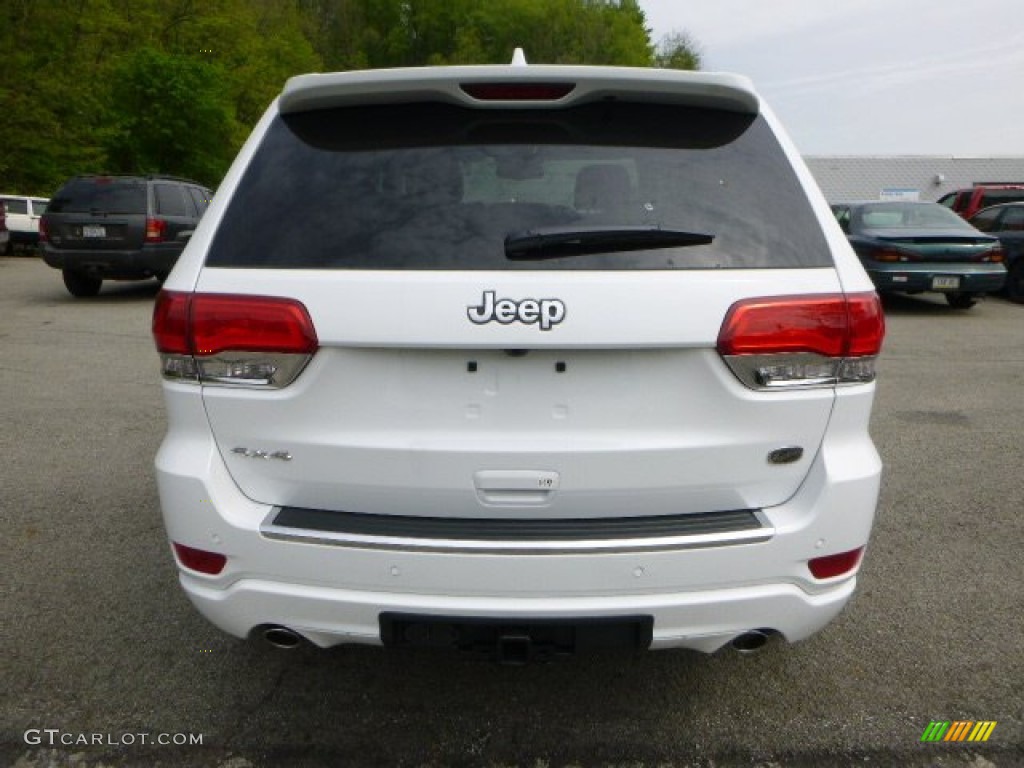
[38,216,48,243]
[978,245,1005,263]
[717,293,884,389]
[173,542,227,575]
[808,547,864,579]
[843,293,886,357]
[190,294,317,356]
[460,82,576,101]
[867,246,916,263]
[145,217,167,243]
[718,293,884,358]
[152,291,318,387]
[153,291,192,354]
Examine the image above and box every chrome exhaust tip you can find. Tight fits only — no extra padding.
[262,626,303,649]
[731,629,771,654]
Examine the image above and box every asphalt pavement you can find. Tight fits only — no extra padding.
[1,256,1021,767]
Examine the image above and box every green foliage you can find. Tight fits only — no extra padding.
[655,30,703,71]
[104,48,235,184]
[0,1,124,194]
[0,0,700,197]
[304,0,655,69]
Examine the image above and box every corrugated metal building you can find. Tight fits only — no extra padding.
[803,156,1024,203]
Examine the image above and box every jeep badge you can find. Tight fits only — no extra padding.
[467,290,566,331]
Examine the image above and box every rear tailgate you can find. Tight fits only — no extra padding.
[195,268,842,518]
[45,178,147,251]
[46,215,146,250]
[185,67,851,521]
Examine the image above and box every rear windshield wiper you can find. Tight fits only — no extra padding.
[504,225,714,260]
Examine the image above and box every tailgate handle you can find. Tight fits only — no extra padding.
[474,470,559,506]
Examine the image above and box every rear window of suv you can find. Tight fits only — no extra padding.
[207,102,830,270]
[48,178,147,215]
[154,183,188,216]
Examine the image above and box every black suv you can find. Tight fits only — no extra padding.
[41,175,212,297]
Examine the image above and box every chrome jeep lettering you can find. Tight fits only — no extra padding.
[468,291,566,331]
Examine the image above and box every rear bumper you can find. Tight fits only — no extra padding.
[866,262,1007,294]
[41,243,182,278]
[156,384,882,653]
[180,571,856,653]
[8,230,38,245]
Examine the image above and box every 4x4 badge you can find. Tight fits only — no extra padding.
[467,290,566,331]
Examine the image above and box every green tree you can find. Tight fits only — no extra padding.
[0,1,125,194]
[152,0,321,128]
[104,47,236,185]
[654,30,703,71]
[0,0,699,196]
[448,0,652,66]
[300,0,655,70]
[0,0,320,193]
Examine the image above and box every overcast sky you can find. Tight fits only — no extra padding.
[639,0,1024,157]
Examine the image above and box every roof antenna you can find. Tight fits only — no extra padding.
[510,48,528,66]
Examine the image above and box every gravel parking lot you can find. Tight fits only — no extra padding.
[1,256,1021,767]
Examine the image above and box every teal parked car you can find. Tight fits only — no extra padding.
[831,201,1006,309]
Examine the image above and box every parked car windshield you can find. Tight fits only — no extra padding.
[855,202,978,232]
[48,178,147,215]
[208,102,831,271]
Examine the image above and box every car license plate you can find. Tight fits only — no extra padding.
[82,225,106,238]
[932,276,960,290]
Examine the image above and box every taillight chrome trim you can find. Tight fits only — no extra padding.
[153,291,318,389]
[720,352,880,391]
[717,293,884,392]
[195,351,313,388]
[722,352,842,390]
[158,352,314,388]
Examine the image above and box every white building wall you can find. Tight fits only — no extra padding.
[803,157,1024,203]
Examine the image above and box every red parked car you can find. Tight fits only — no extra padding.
[937,185,1024,219]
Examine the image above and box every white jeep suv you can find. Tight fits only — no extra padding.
[153,59,884,660]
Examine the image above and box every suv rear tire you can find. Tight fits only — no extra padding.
[62,269,102,297]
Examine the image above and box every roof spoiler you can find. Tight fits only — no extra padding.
[279,65,760,116]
